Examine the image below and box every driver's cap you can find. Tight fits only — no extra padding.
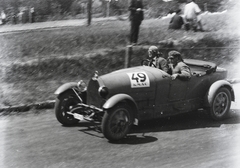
[168,50,181,59]
[148,46,158,53]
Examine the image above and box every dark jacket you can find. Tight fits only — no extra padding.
[156,57,169,73]
[148,57,169,73]
[169,14,184,29]
[129,0,144,21]
[170,62,191,80]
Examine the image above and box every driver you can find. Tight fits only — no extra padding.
[147,46,169,73]
[168,50,191,80]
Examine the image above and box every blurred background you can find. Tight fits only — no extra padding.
[0,0,232,24]
[0,0,239,107]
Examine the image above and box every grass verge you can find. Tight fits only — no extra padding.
[0,12,239,107]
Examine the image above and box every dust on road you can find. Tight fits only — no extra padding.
[0,103,240,168]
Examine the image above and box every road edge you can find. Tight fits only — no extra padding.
[0,100,55,113]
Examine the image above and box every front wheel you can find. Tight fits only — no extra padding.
[208,87,231,120]
[55,90,80,126]
[101,103,132,141]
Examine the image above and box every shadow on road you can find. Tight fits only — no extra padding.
[74,121,159,144]
[79,123,105,139]
[76,123,158,144]
[62,109,240,144]
[131,109,240,134]
[109,135,158,145]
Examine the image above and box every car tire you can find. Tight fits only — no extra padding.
[55,90,79,126]
[209,87,231,121]
[101,103,132,141]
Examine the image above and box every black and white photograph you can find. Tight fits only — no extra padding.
[0,0,240,167]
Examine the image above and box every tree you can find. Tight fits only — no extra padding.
[55,0,74,13]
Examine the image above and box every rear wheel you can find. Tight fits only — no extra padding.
[209,87,231,120]
[101,103,132,141]
[55,90,80,126]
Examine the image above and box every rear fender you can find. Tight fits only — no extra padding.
[204,80,235,107]
[103,94,138,120]
[54,82,78,95]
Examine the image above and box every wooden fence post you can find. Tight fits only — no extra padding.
[125,45,132,68]
[204,3,208,11]
[87,0,92,26]
[107,1,110,17]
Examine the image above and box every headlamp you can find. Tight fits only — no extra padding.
[98,86,109,99]
[77,80,87,92]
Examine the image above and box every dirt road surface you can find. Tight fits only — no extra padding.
[0,17,117,34]
[0,84,240,168]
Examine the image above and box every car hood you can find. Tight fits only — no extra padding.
[87,66,169,107]
[100,66,169,87]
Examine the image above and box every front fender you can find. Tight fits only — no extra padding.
[205,80,235,107]
[54,82,78,95]
[103,94,139,122]
[103,94,138,110]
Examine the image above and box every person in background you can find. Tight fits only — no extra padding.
[129,0,144,45]
[1,10,6,25]
[147,46,169,73]
[196,12,204,32]
[184,0,204,32]
[168,9,184,30]
[168,50,191,80]
[18,10,24,24]
[30,7,35,23]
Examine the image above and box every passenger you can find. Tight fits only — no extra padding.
[148,46,169,73]
[168,50,191,80]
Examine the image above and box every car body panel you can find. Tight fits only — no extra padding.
[54,82,77,95]
[59,59,233,122]
[206,80,235,106]
[88,66,166,120]
[103,93,136,109]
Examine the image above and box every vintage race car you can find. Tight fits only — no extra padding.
[54,59,235,141]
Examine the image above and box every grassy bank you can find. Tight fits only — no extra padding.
[0,12,239,107]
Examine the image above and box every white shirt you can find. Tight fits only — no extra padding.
[184,2,201,19]
[1,12,6,19]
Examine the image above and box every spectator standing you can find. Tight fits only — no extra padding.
[1,10,6,25]
[184,0,204,32]
[168,9,184,30]
[18,11,24,24]
[129,0,144,45]
[29,7,35,23]
[196,13,204,31]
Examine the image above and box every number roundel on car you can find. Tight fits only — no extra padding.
[127,72,150,88]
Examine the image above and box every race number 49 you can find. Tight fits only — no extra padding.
[127,72,150,88]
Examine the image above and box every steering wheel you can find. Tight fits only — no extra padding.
[141,59,156,67]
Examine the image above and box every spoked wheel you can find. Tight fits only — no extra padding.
[209,87,231,120]
[101,103,132,141]
[55,90,80,126]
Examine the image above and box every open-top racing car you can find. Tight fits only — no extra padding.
[54,58,235,141]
